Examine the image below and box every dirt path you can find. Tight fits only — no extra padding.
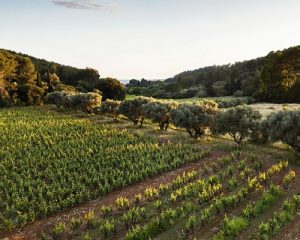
[0,151,225,240]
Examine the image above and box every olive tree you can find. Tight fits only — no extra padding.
[213,105,262,145]
[45,91,71,108]
[96,99,121,121]
[46,91,102,114]
[119,96,152,125]
[142,100,178,130]
[70,92,102,114]
[171,100,218,138]
[261,110,300,151]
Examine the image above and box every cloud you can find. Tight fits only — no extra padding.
[52,0,120,11]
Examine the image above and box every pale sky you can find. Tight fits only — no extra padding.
[1,0,300,79]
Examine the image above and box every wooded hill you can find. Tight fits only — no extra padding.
[127,45,300,102]
[0,49,125,106]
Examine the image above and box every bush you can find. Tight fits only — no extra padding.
[142,100,178,130]
[99,219,116,239]
[17,83,45,105]
[45,91,72,108]
[51,222,66,240]
[214,105,262,145]
[119,96,152,125]
[46,91,102,114]
[70,217,82,229]
[261,110,300,151]
[96,99,121,121]
[171,100,218,138]
[233,90,244,97]
[216,97,255,109]
[69,92,102,114]
[221,216,248,239]
[0,87,11,107]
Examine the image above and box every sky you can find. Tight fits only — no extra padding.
[0,0,300,80]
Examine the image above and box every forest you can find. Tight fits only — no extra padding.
[127,46,300,102]
[0,49,125,107]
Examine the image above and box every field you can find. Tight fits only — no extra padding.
[0,106,300,240]
[126,95,251,103]
[248,103,300,118]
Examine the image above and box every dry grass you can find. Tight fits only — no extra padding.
[249,103,300,118]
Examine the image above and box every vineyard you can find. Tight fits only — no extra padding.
[33,148,299,240]
[0,107,299,240]
[0,107,209,232]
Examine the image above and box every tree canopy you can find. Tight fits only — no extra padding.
[261,110,300,151]
[126,45,300,103]
[119,97,152,125]
[0,49,125,106]
[213,106,262,145]
[258,46,300,102]
[143,100,178,130]
[171,100,218,138]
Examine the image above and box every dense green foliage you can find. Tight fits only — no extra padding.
[142,100,178,130]
[0,107,209,230]
[0,49,125,106]
[95,99,121,121]
[126,45,300,103]
[171,101,218,138]
[214,106,262,145]
[46,91,102,113]
[257,194,300,239]
[127,58,263,99]
[261,110,300,151]
[0,50,47,106]
[258,46,300,102]
[119,97,152,125]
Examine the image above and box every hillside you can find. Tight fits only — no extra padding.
[127,45,300,102]
[0,49,125,106]
[0,48,111,90]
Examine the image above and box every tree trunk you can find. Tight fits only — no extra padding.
[140,117,144,126]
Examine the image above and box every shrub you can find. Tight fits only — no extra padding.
[69,92,102,114]
[283,170,296,188]
[143,100,178,130]
[184,214,196,236]
[99,219,116,239]
[171,100,218,138]
[220,216,248,239]
[116,196,130,210]
[214,105,262,145]
[51,222,66,240]
[233,90,244,97]
[144,187,159,200]
[45,91,71,108]
[84,211,96,228]
[70,217,82,229]
[119,96,152,125]
[46,91,102,113]
[134,194,142,205]
[0,87,11,107]
[100,205,113,217]
[261,110,300,151]
[96,99,121,121]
